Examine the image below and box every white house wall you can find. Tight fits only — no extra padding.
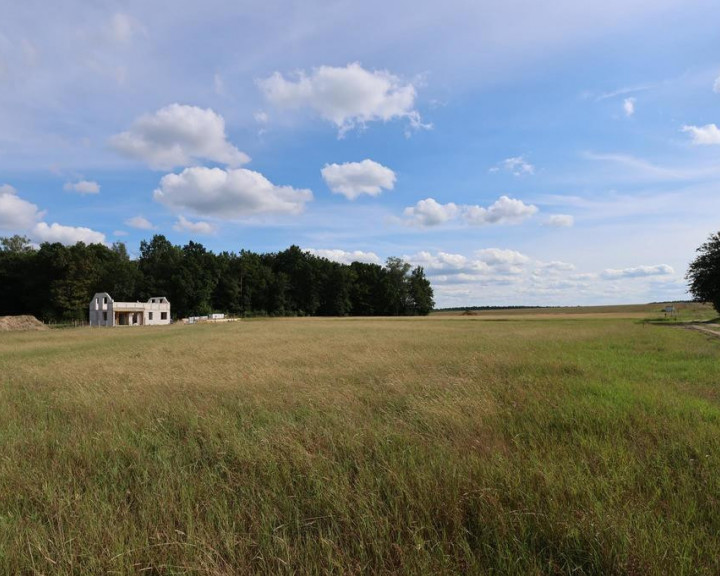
[89,293,114,327]
[89,293,171,326]
[143,300,171,325]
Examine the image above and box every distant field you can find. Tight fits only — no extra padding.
[433,301,715,320]
[1,311,719,574]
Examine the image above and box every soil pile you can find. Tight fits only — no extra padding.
[0,315,48,331]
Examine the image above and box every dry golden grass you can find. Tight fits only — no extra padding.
[0,314,719,574]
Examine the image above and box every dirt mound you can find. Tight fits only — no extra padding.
[0,315,48,332]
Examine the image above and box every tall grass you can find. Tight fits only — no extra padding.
[0,316,718,574]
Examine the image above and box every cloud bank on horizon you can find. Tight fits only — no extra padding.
[0,0,718,306]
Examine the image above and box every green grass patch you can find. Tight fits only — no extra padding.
[0,317,718,574]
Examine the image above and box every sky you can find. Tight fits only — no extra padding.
[1,0,719,307]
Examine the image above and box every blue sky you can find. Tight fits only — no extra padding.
[1,0,719,307]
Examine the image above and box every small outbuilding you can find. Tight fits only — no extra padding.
[89,293,171,327]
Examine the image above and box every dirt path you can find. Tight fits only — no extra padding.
[685,323,720,338]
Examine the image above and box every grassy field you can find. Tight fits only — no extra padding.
[1,309,719,574]
[432,301,713,319]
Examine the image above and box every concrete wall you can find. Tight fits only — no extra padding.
[143,298,171,325]
[89,294,171,326]
[89,293,114,326]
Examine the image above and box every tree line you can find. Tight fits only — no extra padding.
[0,235,434,322]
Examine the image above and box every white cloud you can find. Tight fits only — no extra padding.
[110,13,138,43]
[402,247,683,308]
[321,159,396,200]
[258,62,428,136]
[403,198,459,226]
[595,84,653,101]
[601,264,674,279]
[110,104,251,170]
[154,167,313,219]
[713,75,720,93]
[124,216,155,230]
[681,123,720,145]
[545,214,574,227]
[173,215,216,235]
[535,261,576,272]
[623,97,635,117]
[407,249,534,283]
[463,196,538,225]
[492,156,535,176]
[0,184,44,230]
[403,195,538,227]
[476,248,529,267]
[63,180,100,194]
[304,248,381,265]
[32,222,106,245]
[254,111,269,124]
[408,251,490,275]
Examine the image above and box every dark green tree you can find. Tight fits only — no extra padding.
[408,266,434,315]
[177,241,218,316]
[0,236,37,316]
[0,235,34,253]
[384,257,412,315]
[349,262,386,315]
[687,231,720,314]
[213,252,243,315]
[138,235,183,312]
[0,236,435,321]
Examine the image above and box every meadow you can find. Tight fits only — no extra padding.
[0,306,719,574]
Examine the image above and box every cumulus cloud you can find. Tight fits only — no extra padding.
[154,167,313,219]
[406,249,535,285]
[63,180,100,194]
[535,261,576,272]
[463,196,538,225]
[304,248,381,265]
[258,62,427,136]
[32,222,106,245]
[601,264,674,279]
[124,216,155,230]
[110,104,250,170]
[545,214,574,227]
[321,159,396,200]
[491,156,535,176]
[0,185,105,246]
[173,215,216,235]
[0,184,44,230]
[681,123,720,145]
[408,251,490,275]
[623,97,635,117]
[403,198,459,226]
[476,248,529,267]
[403,195,537,227]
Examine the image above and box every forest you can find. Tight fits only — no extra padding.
[0,235,434,322]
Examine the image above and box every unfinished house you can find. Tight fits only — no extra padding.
[89,293,171,327]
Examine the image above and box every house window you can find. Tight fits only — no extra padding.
[161,312,167,320]
[102,311,107,322]
[103,297,108,304]
[148,312,153,320]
